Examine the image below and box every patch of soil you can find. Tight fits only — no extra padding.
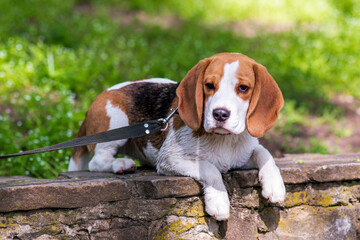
[75,2,295,35]
[326,95,360,152]
[75,2,183,29]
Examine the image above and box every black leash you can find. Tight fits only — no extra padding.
[0,107,178,159]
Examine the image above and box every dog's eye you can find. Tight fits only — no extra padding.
[238,85,249,93]
[205,83,215,91]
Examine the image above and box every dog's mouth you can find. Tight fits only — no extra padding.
[210,127,232,135]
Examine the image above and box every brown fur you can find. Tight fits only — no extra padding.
[176,58,212,130]
[70,120,88,164]
[246,64,284,137]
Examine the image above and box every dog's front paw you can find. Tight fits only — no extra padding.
[112,158,137,174]
[204,186,230,221]
[259,166,286,203]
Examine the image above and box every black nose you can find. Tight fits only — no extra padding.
[213,108,230,122]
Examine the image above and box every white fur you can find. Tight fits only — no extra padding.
[249,145,286,202]
[107,78,176,91]
[68,158,79,171]
[142,142,159,166]
[107,81,133,91]
[105,100,127,130]
[204,61,249,135]
[204,185,230,220]
[68,151,90,171]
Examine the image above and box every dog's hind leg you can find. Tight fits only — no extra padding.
[88,140,136,174]
[69,98,136,173]
[86,99,137,174]
[69,121,90,171]
[68,146,90,171]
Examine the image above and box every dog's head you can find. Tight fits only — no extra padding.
[176,53,284,138]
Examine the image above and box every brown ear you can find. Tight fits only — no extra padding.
[247,64,284,138]
[176,58,212,130]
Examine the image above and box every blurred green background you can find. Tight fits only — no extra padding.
[0,0,359,178]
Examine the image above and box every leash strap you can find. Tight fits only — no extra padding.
[0,107,178,159]
[0,120,163,159]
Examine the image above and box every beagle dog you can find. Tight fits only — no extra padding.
[69,53,286,220]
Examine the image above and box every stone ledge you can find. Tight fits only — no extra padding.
[0,170,202,213]
[1,153,359,213]
[0,153,360,239]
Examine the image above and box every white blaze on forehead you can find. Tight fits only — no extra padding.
[204,60,249,134]
[212,60,240,107]
[222,61,240,88]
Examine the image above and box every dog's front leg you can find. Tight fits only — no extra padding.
[249,145,286,203]
[158,160,230,221]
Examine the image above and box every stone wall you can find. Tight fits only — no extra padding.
[0,153,360,239]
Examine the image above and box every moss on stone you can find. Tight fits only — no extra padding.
[284,185,353,207]
[172,197,205,217]
[153,216,208,240]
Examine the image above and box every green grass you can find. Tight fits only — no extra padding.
[0,0,359,178]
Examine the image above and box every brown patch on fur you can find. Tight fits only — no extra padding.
[176,58,211,130]
[172,115,185,131]
[169,97,185,131]
[84,91,114,135]
[70,120,88,166]
[84,90,124,152]
[246,64,284,138]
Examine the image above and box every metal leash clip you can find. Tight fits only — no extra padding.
[158,107,178,131]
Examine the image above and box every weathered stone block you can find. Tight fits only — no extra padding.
[135,175,202,198]
[91,226,147,240]
[284,183,355,207]
[276,206,357,240]
[111,198,177,221]
[0,179,132,212]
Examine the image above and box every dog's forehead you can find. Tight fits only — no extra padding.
[205,53,256,79]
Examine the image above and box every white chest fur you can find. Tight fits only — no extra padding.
[197,130,258,172]
[156,120,258,174]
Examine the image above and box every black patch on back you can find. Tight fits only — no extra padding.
[127,82,178,123]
